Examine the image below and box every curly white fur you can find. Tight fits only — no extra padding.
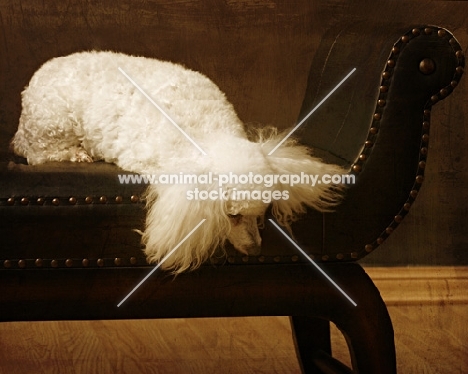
[12,51,346,273]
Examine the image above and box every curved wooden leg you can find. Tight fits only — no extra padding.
[290,264,396,374]
[333,297,396,374]
[290,316,331,373]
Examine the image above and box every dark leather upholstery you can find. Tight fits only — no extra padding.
[0,2,464,371]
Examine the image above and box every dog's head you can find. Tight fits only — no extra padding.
[225,199,268,256]
[141,181,269,273]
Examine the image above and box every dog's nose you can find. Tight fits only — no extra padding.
[246,245,262,256]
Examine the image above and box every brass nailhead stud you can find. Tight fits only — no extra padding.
[418,161,426,169]
[422,134,429,142]
[412,28,421,36]
[7,197,15,205]
[373,113,381,121]
[85,196,93,204]
[451,80,458,88]
[430,95,439,103]
[404,203,412,211]
[321,255,329,261]
[410,190,418,199]
[422,121,430,130]
[359,154,367,161]
[273,256,281,263]
[258,256,265,263]
[227,257,235,264]
[350,252,358,259]
[82,258,90,267]
[439,88,449,97]
[385,227,394,234]
[387,59,396,68]
[419,58,436,75]
[382,71,391,80]
[377,237,385,245]
[51,260,59,268]
[18,259,26,268]
[424,27,433,35]
[65,259,73,267]
[401,35,410,43]
[242,256,249,263]
[97,258,104,267]
[115,196,123,203]
[365,244,373,253]
[391,46,400,55]
[131,195,139,203]
[365,140,373,148]
[35,258,43,267]
[20,197,29,205]
[437,29,446,37]
[352,164,362,173]
[130,257,137,265]
[4,260,11,268]
[423,109,431,117]
[377,99,386,107]
[68,197,77,205]
[456,50,464,59]
[379,85,388,93]
[420,147,428,155]
[291,255,299,262]
[416,175,424,184]
[336,253,344,260]
[52,198,60,206]
[394,215,403,223]
[114,258,122,266]
[99,196,107,204]
[369,126,378,135]
[456,66,464,74]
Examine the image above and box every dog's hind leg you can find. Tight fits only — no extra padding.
[49,146,93,163]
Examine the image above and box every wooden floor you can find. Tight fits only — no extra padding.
[1,268,467,373]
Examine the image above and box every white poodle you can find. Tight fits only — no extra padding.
[12,51,346,273]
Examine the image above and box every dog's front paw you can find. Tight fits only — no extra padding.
[70,147,93,163]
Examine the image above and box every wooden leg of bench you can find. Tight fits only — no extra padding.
[290,316,332,373]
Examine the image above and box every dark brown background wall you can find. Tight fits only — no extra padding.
[0,0,467,266]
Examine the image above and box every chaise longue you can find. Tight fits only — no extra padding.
[0,2,464,372]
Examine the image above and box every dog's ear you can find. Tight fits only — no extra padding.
[257,129,348,226]
[142,183,230,273]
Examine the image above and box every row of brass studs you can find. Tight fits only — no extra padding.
[1,195,141,206]
[213,254,356,265]
[2,257,142,269]
[352,26,464,257]
[222,254,301,265]
[2,255,308,269]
